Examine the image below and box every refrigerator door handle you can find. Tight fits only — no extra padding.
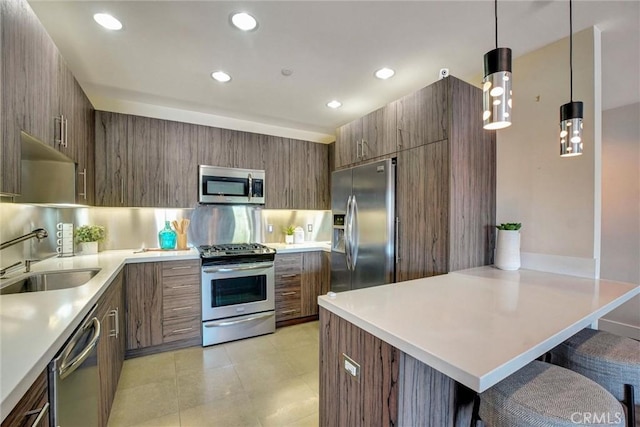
[350,195,359,269]
[395,217,400,263]
[345,195,353,271]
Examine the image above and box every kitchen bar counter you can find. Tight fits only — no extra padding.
[318,266,640,393]
[0,248,199,421]
[266,241,331,253]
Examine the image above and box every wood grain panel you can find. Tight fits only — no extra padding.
[321,251,331,296]
[228,129,265,170]
[305,141,330,210]
[301,251,323,316]
[127,115,165,207]
[165,120,199,208]
[162,315,201,342]
[94,111,128,206]
[361,102,397,160]
[162,275,199,298]
[125,263,163,350]
[264,135,291,209]
[447,76,496,271]
[334,119,361,169]
[1,369,49,427]
[73,80,95,205]
[319,308,399,427]
[397,78,448,150]
[196,125,232,168]
[163,294,200,320]
[161,259,200,276]
[397,141,449,281]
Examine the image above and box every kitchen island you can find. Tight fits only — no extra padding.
[317,267,640,426]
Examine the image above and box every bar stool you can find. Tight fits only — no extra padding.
[549,328,639,427]
[471,360,625,427]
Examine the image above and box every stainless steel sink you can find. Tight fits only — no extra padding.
[0,268,101,295]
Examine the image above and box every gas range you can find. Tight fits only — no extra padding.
[198,243,276,266]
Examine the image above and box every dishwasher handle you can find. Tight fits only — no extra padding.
[58,317,100,380]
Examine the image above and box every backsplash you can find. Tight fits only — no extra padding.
[0,203,331,267]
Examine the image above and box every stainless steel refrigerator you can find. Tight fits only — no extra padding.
[331,158,395,292]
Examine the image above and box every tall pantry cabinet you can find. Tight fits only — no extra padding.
[335,76,496,282]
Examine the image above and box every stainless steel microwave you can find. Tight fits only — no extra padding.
[198,165,265,204]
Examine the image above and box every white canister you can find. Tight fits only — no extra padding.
[293,227,305,244]
[495,230,521,270]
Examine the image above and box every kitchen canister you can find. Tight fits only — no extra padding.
[56,222,74,257]
[293,226,305,244]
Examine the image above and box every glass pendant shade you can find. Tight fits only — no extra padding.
[483,47,512,130]
[560,101,583,157]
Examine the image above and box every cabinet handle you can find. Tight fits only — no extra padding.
[64,115,68,147]
[109,308,119,338]
[54,116,63,146]
[26,402,49,427]
[172,327,194,334]
[171,306,193,311]
[281,291,296,296]
[395,217,400,263]
[120,178,124,205]
[280,309,298,315]
[171,284,194,289]
[356,140,361,159]
[362,139,368,158]
[281,274,297,278]
[170,266,193,270]
[78,168,87,200]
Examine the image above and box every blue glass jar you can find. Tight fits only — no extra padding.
[158,221,177,250]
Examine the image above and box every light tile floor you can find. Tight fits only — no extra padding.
[108,322,320,427]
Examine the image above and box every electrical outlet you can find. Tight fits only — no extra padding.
[267,224,273,233]
[307,224,313,232]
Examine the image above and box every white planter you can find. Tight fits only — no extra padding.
[80,241,99,255]
[284,235,294,244]
[495,230,521,270]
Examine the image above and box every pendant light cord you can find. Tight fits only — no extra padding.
[570,0,573,101]
[495,0,499,48]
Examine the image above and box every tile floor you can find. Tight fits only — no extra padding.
[108,321,320,427]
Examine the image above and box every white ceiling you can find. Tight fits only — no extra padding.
[29,1,640,141]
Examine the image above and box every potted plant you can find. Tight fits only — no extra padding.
[283,225,295,244]
[495,223,521,270]
[75,225,106,255]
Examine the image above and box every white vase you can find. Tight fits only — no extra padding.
[495,230,520,270]
[284,235,294,244]
[80,241,99,255]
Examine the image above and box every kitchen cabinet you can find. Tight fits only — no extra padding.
[275,251,329,323]
[0,369,49,427]
[264,136,291,209]
[127,115,166,207]
[396,77,495,281]
[334,103,396,169]
[125,260,201,357]
[95,111,129,206]
[165,121,202,207]
[96,271,125,427]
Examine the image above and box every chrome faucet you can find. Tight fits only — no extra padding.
[0,261,22,277]
[0,228,49,250]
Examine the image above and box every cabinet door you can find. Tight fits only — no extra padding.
[228,129,265,170]
[55,58,76,159]
[334,119,361,169]
[397,79,448,150]
[165,121,199,208]
[361,103,397,160]
[301,252,323,317]
[95,111,128,206]
[74,86,95,205]
[264,136,291,209]
[125,263,163,349]
[0,369,49,427]
[197,126,232,168]
[396,141,449,281]
[127,115,166,207]
[301,140,330,210]
[275,253,302,321]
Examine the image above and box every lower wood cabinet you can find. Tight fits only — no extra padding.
[275,251,330,324]
[96,270,125,427]
[125,259,201,357]
[1,369,49,427]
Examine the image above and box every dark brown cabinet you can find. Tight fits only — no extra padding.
[95,111,129,206]
[396,78,448,150]
[396,77,495,281]
[125,260,201,357]
[96,271,125,427]
[334,103,397,169]
[0,370,49,427]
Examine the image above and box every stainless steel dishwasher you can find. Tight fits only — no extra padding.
[48,306,101,426]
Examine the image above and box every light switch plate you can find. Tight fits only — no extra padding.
[307,224,313,232]
[267,224,273,233]
[342,353,360,382]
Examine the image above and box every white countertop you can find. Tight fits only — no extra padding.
[318,266,640,393]
[266,241,331,253]
[0,248,199,421]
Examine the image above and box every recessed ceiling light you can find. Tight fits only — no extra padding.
[327,100,342,109]
[231,12,258,31]
[211,71,231,83]
[93,13,123,30]
[375,67,395,80]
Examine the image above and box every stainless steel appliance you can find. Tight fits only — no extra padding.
[199,165,265,204]
[199,243,277,346]
[331,158,396,292]
[49,306,100,427]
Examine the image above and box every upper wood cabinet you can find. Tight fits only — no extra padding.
[334,103,397,169]
[95,111,129,206]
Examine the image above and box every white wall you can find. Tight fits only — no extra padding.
[599,102,640,339]
[497,27,601,277]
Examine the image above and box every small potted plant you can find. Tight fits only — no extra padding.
[283,225,295,244]
[495,223,521,270]
[75,225,106,255]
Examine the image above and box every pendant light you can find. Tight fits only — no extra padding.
[483,0,512,130]
[559,0,583,157]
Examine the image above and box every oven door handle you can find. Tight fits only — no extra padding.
[204,311,274,327]
[203,263,273,274]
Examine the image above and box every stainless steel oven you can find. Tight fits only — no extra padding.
[199,244,276,346]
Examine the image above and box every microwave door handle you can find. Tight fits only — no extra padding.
[248,173,252,201]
